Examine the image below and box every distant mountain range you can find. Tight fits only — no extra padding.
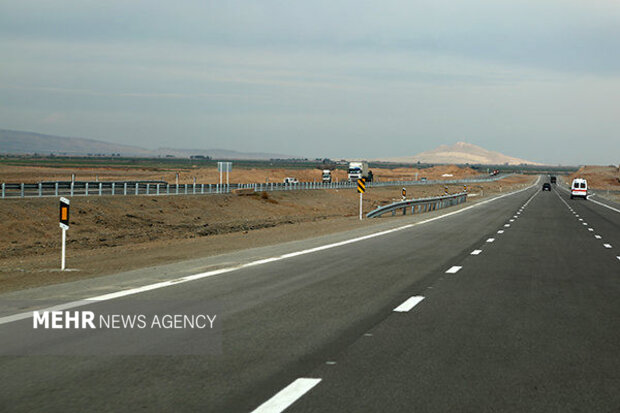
[0,129,295,160]
[381,141,541,165]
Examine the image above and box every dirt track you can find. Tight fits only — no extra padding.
[0,175,533,293]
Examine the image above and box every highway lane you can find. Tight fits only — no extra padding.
[3,180,616,412]
[288,185,620,412]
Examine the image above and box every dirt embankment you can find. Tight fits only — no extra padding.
[0,164,480,184]
[0,175,533,293]
[568,165,620,190]
[567,165,620,203]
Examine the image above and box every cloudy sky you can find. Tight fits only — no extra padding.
[1,0,619,164]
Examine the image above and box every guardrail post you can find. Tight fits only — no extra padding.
[85,182,89,196]
[176,184,179,195]
[112,182,115,195]
[123,183,127,195]
[166,184,170,194]
[99,182,103,196]
[38,182,42,197]
[193,183,196,194]
[146,184,150,195]
[2,183,4,199]
[156,184,160,195]
[201,184,204,194]
[54,182,58,196]
[185,184,188,194]
[20,183,24,197]
[135,183,139,195]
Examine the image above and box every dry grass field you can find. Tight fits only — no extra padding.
[0,163,480,184]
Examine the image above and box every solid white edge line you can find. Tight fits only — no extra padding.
[393,296,425,312]
[251,378,322,413]
[471,250,482,255]
[0,177,541,326]
[587,195,620,214]
[446,266,463,274]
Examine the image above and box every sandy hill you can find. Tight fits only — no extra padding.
[383,142,540,165]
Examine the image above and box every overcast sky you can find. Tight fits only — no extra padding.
[1,0,619,164]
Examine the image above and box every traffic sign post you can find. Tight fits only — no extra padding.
[357,178,366,220]
[402,187,406,201]
[59,197,70,271]
[218,162,233,192]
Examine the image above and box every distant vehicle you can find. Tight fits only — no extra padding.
[490,169,500,176]
[570,178,588,199]
[283,177,299,185]
[550,176,557,184]
[321,169,332,183]
[348,161,373,182]
[542,183,551,191]
[420,177,427,182]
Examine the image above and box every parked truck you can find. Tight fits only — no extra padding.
[348,161,373,182]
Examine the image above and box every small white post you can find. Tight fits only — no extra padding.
[359,192,363,220]
[61,227,66,271]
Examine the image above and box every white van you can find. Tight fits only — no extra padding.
[570,178,588,199]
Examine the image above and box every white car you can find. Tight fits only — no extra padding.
[283,177,299,185]
[570,178,588,199]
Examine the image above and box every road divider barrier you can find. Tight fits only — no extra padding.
[366,192,468,218]
[0,175,512,199]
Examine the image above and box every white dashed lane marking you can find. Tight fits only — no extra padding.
[588,228,594,231]
[471,250,482,255]
[394,296,425,312]
[504,224,511,227]
[487,238,495,243]
[251,378,322,413]
[446,266,463,274]
[595,235,602,239]
[604,244,612,249]
[497,230,504,234]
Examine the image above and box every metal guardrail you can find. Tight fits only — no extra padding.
[0,174,512,199]
[367,192,468,218]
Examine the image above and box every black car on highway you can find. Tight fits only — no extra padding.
[542,183,551,191]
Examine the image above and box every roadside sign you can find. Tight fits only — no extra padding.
[357,178,366,194]
[357,178,366,220]
[217,162,232,173]
[463,185,467,192]
[59,197,70,270]
[59,197,70,230]
[402,187,406,198]
[218,162,233,188]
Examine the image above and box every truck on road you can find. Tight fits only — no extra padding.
[348,161,373,182]
[322,169,332,183]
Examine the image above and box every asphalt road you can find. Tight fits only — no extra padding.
[1,180,618,412]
